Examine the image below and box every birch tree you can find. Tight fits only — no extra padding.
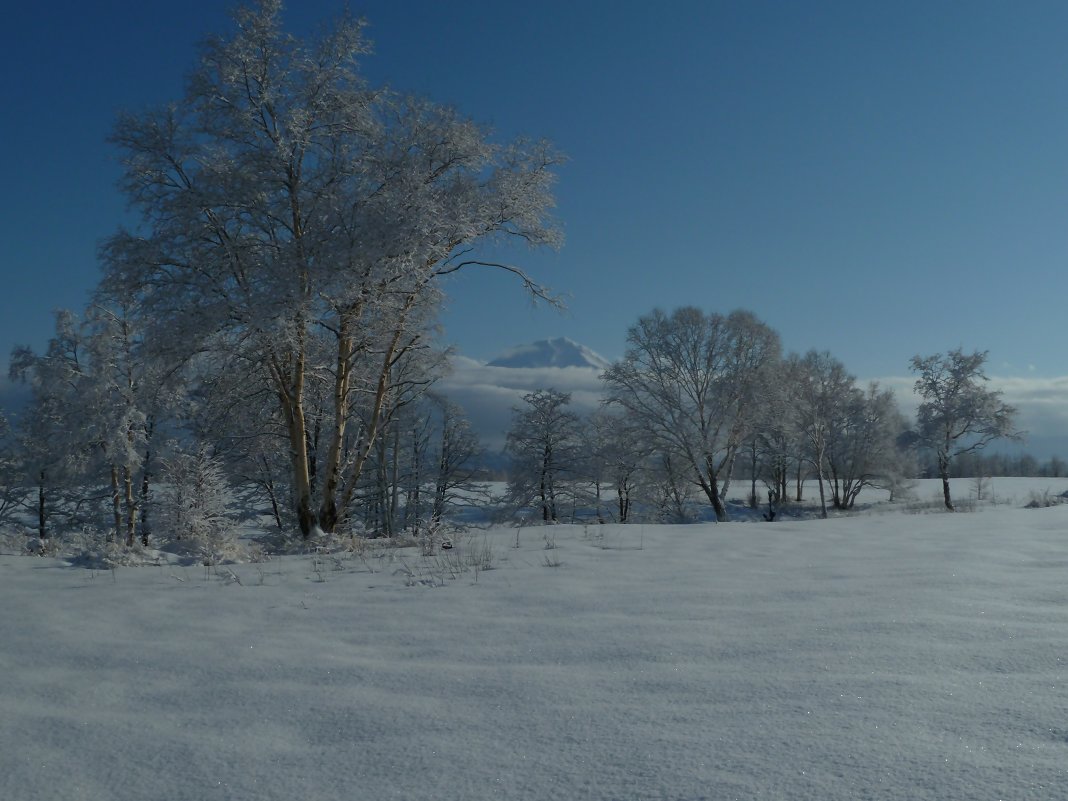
[427,397,485,526]
[102,0,562,537]
[505,389,581,523]
[792,351,855,519]
[825,382,909,510]
[10,313,102,540]
[910,349,1019,510]
[10,306,165,544]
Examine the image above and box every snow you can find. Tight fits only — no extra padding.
[487,337,611,370]
[2,480,1068,800]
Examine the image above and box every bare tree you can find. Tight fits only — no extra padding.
[602,308,780,522]
[0,412,21,530]
[427,396,485,526]
[9,333,78,541]
[578,409,650,523]
[749,355,805,509]
[910,348,1019,511]
[646,450,699,523]
[505,389,581,523]
[792,351,855,519]
[825,382,909,510]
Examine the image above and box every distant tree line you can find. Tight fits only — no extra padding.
[504,316,1021,522]
[504,308,913,524]
[918,451,1064,480]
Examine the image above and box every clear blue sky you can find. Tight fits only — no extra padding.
[4,0,1068,381]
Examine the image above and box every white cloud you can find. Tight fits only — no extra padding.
[869,373,1068,457]
[439,356,606,449]
[445,355,1068,458]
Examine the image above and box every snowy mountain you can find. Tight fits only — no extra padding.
[486,337,611,370]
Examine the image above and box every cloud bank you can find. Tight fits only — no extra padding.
[438,356,606,449]
[442,356,1068,459]
[871,374,1068,459]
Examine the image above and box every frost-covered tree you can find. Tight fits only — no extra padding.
[351,336,448,535]
[158,445,234,560]
[580,409,649,523]
[195,360,292,533]
[102,1,562,538]
[427,396,485,526]
[505,389,581,523]
[578,410,616,524]
[10,304,170,545]
[825,382,909,510]
[602,308,780,522]
[645,450,699,524]
[910,349,1019,510]
[10,312,102,540]
[0,411,21,530]
[749,355,806,508]
[792,351,857,519]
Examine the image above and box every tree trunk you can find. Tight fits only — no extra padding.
[540,445,552,521]
[319,321,353,534]
[273,352,316,538]
[816,472,827,518]
[749,441,758,508]
[123,466,137,547]
[288,405,316,538]
[140,446,152,546]
[940,455,954,511]
[38,471,47,540]
[709,477,728,522]
[814,452,828,519]
[332,294,420,531]
[389,426,400,530]
[376,435,392,536]
[268,336,315,539]
[720,448,737,499]
[409,425,422,535]
[697,470,729,522]
[110,464,122,543]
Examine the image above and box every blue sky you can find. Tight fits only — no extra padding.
[4,0,1068,384]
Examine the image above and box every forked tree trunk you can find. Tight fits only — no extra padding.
[271,343,316,538]
[319,318,355,534]
[333,297,419,532]
[694,454,730,523]
[700,473,729,523]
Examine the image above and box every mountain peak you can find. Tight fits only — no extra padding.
[487,338,610,370]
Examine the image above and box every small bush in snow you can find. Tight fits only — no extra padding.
[157,445,237,562]
[1024,489,1063,509]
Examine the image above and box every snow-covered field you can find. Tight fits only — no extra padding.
[2,478,1068,800]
